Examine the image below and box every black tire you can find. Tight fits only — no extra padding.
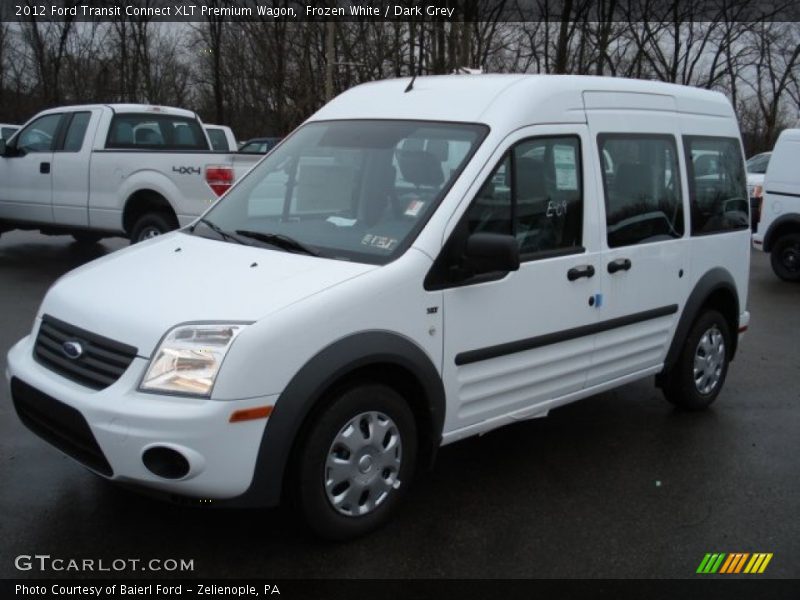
[295,383,417,541]
[770,233,800,282]
[129,212,175,244]
[71,232,103,245]
[662,310,731,410]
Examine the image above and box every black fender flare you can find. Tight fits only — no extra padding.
[230,331,445,508]
[763,213,800,252]
[660,267,740,379]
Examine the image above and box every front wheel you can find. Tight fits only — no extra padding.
[295,383,417,540]
[129,212,175,244]
[770,233,800,282]
[662,310,731,410]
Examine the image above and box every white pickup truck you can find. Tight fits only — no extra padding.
[0,104,261,243]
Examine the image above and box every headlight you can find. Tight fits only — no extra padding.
[139,323,246,397]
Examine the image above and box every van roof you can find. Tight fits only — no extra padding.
[312,74,735,128]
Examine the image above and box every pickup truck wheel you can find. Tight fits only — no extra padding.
[72,232,102,245]
[130,213,174,244]
[770,233,800,281]
[295,383,417,541]
[662,310,731,411]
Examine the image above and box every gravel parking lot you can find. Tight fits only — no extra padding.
[1,229,798,579]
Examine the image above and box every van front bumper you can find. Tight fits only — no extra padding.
[752,233,765,251]
[6,335,276,502]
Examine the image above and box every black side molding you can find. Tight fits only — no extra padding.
[455,304,678,366]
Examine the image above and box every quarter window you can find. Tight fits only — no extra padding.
[464,135,583,258]
[684,136,749,234]
[599,134,684,247]
[62,112,91,152]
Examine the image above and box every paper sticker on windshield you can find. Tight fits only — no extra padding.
[405,199,425,217]
[361,234,398,251]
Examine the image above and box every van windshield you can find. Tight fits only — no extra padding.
[199,120,487,264]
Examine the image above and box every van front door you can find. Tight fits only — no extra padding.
[435,125,603,441]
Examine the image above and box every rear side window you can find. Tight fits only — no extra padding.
[599,134,684,247]
[106,114,208,150]
[684,136,749,235]
[465,135,583,258]
[62,112,91,152]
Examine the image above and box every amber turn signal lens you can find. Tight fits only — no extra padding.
[229,406,273,423]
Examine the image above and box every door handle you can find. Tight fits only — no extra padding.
[567,264,595,281]
[607,258,632,274]
[40,162,50,174]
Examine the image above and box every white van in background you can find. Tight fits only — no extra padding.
[7,75,751,539]
[752,129,800,281]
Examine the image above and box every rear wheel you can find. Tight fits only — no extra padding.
[770,233,800,282]
[295,383,417,540]
[662,310,731,410]
[130,212,174,244]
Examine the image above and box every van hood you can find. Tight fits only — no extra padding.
[38,232,376,357]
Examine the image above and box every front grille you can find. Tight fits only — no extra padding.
[11,377,113,476]
[34,315,137,390]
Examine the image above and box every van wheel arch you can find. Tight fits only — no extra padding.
[122,190,179,241]
[240,332,445,509]
[658,268,740,387]
[763,215,800,252]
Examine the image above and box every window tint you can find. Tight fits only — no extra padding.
[106,114,208,150]
[62,112,91,152]
[599,134,683,247]
[1,127,18,140]
[685,136,749,234]
[17,114,62,153]
[464,136,583,258]
[207,128,229,151]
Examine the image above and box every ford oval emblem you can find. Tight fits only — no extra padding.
[62,341,83,360]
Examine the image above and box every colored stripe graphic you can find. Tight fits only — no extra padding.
[699,552,773,574]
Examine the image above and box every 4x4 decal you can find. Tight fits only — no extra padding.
[172,166,201,175]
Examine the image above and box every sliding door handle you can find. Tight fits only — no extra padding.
[567,265,595,281]
[40,162,50,174]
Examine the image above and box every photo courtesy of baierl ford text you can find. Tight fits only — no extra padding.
[1,1,798,598]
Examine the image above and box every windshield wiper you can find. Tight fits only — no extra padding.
[192,218,245,245]
[235,230,321,256]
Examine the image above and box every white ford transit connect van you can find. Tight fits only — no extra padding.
[6,75,751,539]
[752,128,800,281]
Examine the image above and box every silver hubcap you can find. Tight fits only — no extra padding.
[324,411,402,517]
[693,326,726,395]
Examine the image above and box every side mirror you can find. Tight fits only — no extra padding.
[0,139,6,156]
[464,232,520,276]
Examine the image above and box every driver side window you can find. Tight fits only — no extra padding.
[16,114,62,153]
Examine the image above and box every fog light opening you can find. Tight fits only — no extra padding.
[142,446,191,479]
